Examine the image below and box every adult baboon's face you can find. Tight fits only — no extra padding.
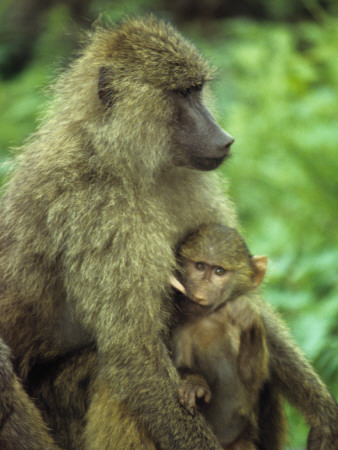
[170,86,234,171]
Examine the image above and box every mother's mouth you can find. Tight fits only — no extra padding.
[191,154,229,171]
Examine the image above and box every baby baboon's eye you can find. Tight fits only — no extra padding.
[195,262,206,271]
[214,267,226,276]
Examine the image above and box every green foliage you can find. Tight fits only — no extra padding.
[194,18,338,354]
[0,7,337,448]
[0,3,78,168]
[90,0,163,18]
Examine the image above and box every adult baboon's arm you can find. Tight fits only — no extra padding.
[61,220,222,450]
[260,299,338,450]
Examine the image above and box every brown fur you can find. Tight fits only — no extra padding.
[0,15,336,449]
[172,225,270,449]
[263,307,338,450]
[174,297,269,450]
[257,379,288,450]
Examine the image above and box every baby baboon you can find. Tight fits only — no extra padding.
[171,224,270,449]
[0,337,59,450]
[0,15,337,449]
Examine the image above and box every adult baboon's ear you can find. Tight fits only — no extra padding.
[98,66,114,107]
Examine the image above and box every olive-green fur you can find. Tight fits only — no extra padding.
[91,16,213,90]
[0,16,233,450]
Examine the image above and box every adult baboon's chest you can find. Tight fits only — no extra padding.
[49,301,93,352]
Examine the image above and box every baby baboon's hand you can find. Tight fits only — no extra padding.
[178,374,211,415]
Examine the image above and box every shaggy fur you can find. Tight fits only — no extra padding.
[0,15,337,449]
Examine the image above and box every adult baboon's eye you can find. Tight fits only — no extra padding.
[178,87,191,97]
[175,84,202,97]
[195,262,206,271]
[215,267,226,276]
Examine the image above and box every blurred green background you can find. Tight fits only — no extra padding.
[0,1,337,448]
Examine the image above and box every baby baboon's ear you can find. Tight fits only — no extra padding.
[98,66,115,107]
[251,255,268,288]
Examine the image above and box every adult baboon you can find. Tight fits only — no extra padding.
[0,15,337,449]
[27,345,97,450]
